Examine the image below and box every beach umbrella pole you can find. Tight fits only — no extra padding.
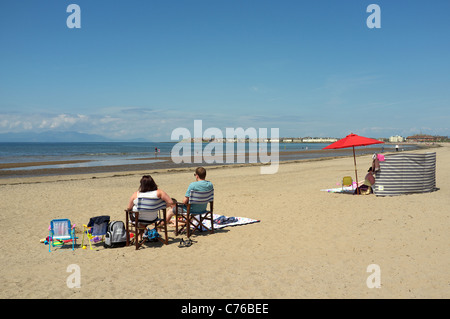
[353,146,360,195]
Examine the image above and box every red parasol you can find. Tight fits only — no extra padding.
[323,133,384,194]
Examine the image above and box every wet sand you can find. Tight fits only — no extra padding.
[0,160,92,169]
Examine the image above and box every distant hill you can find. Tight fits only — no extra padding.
[0,131,148,142]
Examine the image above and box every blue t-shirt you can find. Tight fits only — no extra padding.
[185,180,214,213]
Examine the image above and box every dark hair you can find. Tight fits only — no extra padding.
[368,167,373,172]
[139,175,158,192]
[195,167,207,179]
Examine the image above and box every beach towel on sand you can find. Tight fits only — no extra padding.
[320,186,355,194]
[199,214,260,230]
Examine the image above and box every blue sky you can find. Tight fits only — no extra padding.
[1,0,449,141]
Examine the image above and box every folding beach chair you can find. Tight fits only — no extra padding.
[48,219,76,252]
[175,189,214,238]
[125,197,168,250]
[342,176,354,192]
[82,215,110,250]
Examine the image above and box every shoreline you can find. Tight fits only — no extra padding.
[0,145,435,180]
[0,144,440,185]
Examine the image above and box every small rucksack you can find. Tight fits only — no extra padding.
[144,228,161,242]
[104,221,127,248]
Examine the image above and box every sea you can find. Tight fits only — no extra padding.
[0,141,416,174]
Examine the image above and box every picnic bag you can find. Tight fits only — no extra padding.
[104,221,127,248]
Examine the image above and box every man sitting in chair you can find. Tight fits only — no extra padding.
[166,166,213,224]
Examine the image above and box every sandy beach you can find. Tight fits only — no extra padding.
[0,144,448,299]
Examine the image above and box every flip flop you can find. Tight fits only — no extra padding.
[178,238,193,248]
[178,238,186,248]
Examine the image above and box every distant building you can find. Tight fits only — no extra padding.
[406,135,448,142]
[302,138,338,143]
[389,135,404,143]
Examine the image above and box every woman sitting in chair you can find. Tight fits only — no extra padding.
[127,175,175,222]
[355,167,376,195]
